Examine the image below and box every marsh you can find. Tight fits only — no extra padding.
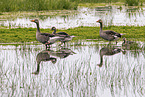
[0,41,144,97]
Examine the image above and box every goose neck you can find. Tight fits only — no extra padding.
[98,55,103,67]
[99,22,103,33]
[36,22,40,33]
[52,29,56,34]
[100,55,103,65]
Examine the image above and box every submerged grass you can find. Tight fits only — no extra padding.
[0,26,144,43]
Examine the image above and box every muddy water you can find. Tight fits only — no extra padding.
[0,41,144,97]
[0,6,145,29]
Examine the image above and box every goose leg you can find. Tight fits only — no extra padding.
[115,39,118,44]
[45,44,48,49]
[59,41,64,47]
[45,44,50,50]
[115,37,118,44]
[64,42,66,47]
[45,42,51,50]
[59,42,63,46]
[109,41,111,45]
[116,40,118,44]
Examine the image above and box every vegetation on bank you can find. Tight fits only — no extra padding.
[0,26,144,43]
[0,0,144,12]
[0,0,78,12]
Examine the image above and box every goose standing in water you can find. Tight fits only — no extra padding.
[31,19,61,49]
[122,37,137,50]
[97,19,124,44]
[122,37,134,46]
[51,27,75,46]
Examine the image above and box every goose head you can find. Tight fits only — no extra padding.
[51,27,56,30]
[96,19,103,23]
[123,37,126,42]
[31,19,39,24]
[50,58,57,64]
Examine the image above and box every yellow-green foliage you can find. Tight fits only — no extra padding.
[0,0,78,12]
[0,28,36,43]
[0,26,144,43]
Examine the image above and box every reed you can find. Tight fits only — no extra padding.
[0,0,144,12]
[0,0,78,12]
[71,0,142,6]
[125,0,139,6]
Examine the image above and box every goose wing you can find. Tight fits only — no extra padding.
[104,30,121,37]
[41,33,55,37]
[57,32,68,35]
[56,32,70,37]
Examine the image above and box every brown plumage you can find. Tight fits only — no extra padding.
[51,27,75,46]
[97,19,124,44]
[31,19,55,49]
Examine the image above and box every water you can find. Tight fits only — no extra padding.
[0,6,145,29]
[0,41,144,97]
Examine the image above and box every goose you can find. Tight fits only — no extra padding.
[32,50,57,75]
[51,27,75,46]
[97,19,124,44]
[98,46,122,67]
[31,19,61,49]
[122,37,134,46]
[122,37,137,50]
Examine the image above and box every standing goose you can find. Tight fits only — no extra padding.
[31,19,56,49]
[97,19,124,44]
[51,27,75,46]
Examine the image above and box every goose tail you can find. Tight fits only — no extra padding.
[71,35,76,38]
[120,33,126,37]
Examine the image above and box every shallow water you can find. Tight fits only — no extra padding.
[0,41,144,97]
[0,6,145,29]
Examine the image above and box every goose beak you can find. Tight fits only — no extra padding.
[96,20,99,22]
[31,19,35,22]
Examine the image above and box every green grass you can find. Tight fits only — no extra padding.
[0,26,145,43]
[0,0,78,12]
[0,0,144,12]
[0,10,78,20]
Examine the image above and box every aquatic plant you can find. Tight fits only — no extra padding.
[125,0,139,6]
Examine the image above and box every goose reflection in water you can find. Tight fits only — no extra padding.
[48,47,76,58]
[32,50,57,75]
[98,46,122,67]
[32,47,76,75]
